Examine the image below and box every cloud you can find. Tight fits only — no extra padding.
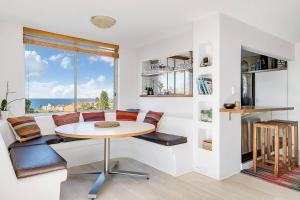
[60,57,72,69]
[49,54,63,61]
[88,55,114,66]
[97,75,106,82]
[27,76,112,99]
[25,51,48,76]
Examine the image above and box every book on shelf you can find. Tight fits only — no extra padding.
[197,77,212,95]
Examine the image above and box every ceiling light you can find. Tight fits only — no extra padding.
[90,16,116,29]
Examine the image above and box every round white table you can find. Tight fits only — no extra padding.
[55,121,155,199]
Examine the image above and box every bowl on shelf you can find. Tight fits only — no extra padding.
[223,103,235,109]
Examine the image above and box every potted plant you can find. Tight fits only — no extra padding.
[0,82,23,120]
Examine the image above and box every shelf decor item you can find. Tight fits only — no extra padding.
[197,76,212,95]
[223,103,235,109]
[202,139,212,151]
[200,108,212,122]
[200,57,210,67]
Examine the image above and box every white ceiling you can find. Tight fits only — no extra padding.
[0,0,299,48]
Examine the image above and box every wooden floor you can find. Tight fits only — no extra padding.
[61,158,300,200]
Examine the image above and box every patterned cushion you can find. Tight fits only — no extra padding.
[82,112,105,122]
[126,109,140,113]
[143,111,164,128]
[116,110,138,121]
[52,112,80,126]
[7,116,42,142]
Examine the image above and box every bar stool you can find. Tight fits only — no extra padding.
[269,120,298,168]
[253,121,289,177]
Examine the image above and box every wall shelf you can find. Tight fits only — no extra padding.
[139,94,193,97]
[241,67,287,74]
[141,68,193,77]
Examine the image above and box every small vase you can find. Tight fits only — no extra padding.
[0,111,9,120]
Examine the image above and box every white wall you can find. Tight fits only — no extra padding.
[136,29,193,117]
[118,47,138,109]
[0,21,138,116]
[255,70,288,119]
[218,13,294,179]
[288,43,300,150]
[0,22,25,116]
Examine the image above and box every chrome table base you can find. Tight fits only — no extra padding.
[75,138,149,199]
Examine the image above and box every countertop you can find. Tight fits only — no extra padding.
[219,106,294,114]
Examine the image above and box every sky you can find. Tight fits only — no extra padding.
[25,45,115,99]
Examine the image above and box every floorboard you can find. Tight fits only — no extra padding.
[60,158,300,200]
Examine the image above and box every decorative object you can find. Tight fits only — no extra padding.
[116,110,139,121]
[202,139,212,151]
[52,112,80,126]
[200,109,212,122]
[1,82,24,118]
[242,166,300,192]
[241,60,249,72]
[200,57,210,67]
[197,75,212,95]
[82,112,105,122]
[94,121,120,128]
[235,101,241,108]
[7,116,41,142]
[223,103,235,109]
[90,15,116,29]
[0,110,9,120]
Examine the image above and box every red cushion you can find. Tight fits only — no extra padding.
[116,110,138,121]
[52,112,80,126]
[143,111,164,128]
[82,112,105,122]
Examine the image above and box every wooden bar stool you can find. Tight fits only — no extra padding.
[269,120,298,168]
[253,121,288,177]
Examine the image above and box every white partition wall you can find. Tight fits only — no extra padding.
[193,14,221,179]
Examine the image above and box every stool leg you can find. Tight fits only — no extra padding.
[261,128,265,164]
[283,127,287,170]
[294,125,298,166]
[267,128,271,160]
[253,126,257,172]
[288,126,293,171]
[274,127,279,177]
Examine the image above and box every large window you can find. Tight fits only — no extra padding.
[24,28,118,113]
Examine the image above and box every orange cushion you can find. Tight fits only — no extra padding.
[116,110,138,121]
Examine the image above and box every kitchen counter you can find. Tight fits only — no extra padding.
[220,106,294,114]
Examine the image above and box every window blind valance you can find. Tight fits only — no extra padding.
[23,27,119,58]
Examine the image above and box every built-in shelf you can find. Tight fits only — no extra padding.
[140,94,193,97]
[241,67,287,74]
[141,68,192,77]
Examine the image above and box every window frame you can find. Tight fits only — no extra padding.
[23,27,119,114]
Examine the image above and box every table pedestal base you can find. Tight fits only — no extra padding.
[75,138,149,199]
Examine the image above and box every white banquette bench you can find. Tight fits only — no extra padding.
[0,112,193,200]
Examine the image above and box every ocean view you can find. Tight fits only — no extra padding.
[29,98,96,109]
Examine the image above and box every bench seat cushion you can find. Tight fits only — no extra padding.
[134,132,187,146]
[59,135,87,142]
[10,144,67,178]
[8,135,62,150]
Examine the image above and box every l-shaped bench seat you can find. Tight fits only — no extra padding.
[8,131,187,178]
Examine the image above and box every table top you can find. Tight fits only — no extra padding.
[55,121,156,139]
